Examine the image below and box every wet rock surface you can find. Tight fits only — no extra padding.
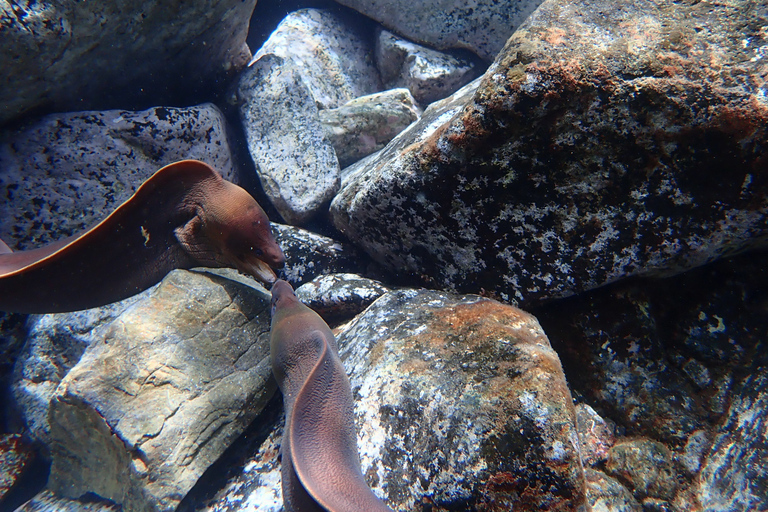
[46,269,275,512]
[0,0,255,126]
[334,0,544,60]
[0,104,238,249]
[294,273,391,322]
[330,0,768,306]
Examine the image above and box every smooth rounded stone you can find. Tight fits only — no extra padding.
[605,439,677,501]
[250,8,381,110]
[334,0,543,61]
[14,490,120,512]
[46,269,275,512]
[585,469,641,512]
[0,433,35,501]
[339,289,586,510]
[272,223,376,286]
[11,291,149,450]
[330,0,768,307]
[575,403,616,467]
[0,103,237,249]
[0,0,254,126]
[698,368,768,511]
[238,53,340,225]
[294,273,390,321]
[319,88,421,168]
[375,29,480,105]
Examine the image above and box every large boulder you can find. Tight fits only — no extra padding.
[0,0,255,126]
[330,0,768,307]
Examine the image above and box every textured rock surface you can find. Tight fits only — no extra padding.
[272,223,376,287]
[605,439,677,502]
[14,490,121,512]
[0,0,255,126]
[238,8,381,224]
[319,88,420,168]
[330,0,768,306]
[339,289,585,510]
[11,292,148,449]
[698,368,768,511]
[188,288,586,511]
[585,469,641,512]
[46,269,275,512]
[375,29,480,105]
[0,104,237,249]
[0,433,34,501]
[294,273,390,322]
[334,0,543,60]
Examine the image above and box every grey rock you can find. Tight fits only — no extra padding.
[0,104,237,250]
[11,292,148,450]
[338,289,585,510]
[237,8,381,225]
[272,223,375,287]
[251,9,381,110]
[238,54,339,225]
[46,269,275,512]
[319,89,420,168]
[585,469,641,512]
[192,288,586,510]
[0,0,254,126]
[294,273,390,321]
[678,430,710,476]
[14,490,121,512]
[698,368,768,511]
[605,439,677,501]
[330,0,768,306]
[375,29,480,105]
[334,0,543,61]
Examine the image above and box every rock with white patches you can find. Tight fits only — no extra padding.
[330,0,768,307]
[338,289,585,510]
[238,8,381,224]
[0,104,238,250]
[375,29,480,106]
[272,223,378,287]
[334,0,544,61]
[294,273,390,321]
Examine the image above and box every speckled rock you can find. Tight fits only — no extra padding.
[375,29,480,105]
[11,291,148,450]
[0,104,237,250]
[535,283,707,445]
[0,433,34,501]
[238,8,381,225]
[330,0,768,306]
[585,469,641,512]
[46,269,275,512]
[0,0,254,126]
[319,88,420,168]
[334,0,543,61]
[339,289,586,510]
[605,439,677,501]
[14,490,121,512]
[294,273,390,321]
[187,288,586,511]
[272,223,377,287]
[698,367,768,511]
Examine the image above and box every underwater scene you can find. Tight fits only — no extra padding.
[1,0,766,510]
